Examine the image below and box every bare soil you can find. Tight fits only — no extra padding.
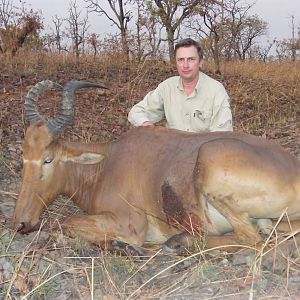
[0,59,299,299]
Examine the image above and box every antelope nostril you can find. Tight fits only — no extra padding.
[16,222,25,232]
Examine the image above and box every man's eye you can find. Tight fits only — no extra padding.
[43,158,53,164]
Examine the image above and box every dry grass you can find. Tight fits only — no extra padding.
[1,214,300,299]
[221,61,300,134]
[0,51,300,299]
[2,50,298,137]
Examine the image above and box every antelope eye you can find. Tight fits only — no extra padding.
[43,158,53,164]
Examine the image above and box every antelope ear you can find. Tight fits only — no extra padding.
[63,153,105,164]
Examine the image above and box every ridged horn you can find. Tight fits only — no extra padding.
[25,80,108,135]
[47,81,108,135]
[25,80,63,124]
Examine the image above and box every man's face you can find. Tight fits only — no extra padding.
[175,45,203,82]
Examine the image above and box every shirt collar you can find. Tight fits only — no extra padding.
[177,71,203,94]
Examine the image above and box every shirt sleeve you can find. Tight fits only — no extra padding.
[128,87,165,126]
[210,86,233,132]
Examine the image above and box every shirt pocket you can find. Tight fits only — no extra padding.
[191,109,211,131]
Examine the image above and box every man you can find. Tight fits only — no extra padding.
[128,38,233,132]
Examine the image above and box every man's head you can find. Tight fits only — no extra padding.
[175,38,204,83]
[175,38,204,60]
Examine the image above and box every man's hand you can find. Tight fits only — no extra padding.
[142,121,154,127]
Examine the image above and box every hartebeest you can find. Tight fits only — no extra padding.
[13,80,300,260]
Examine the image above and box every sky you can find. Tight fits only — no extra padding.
[24,0,300,42]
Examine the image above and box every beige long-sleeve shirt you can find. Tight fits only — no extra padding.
[128,72,233,132]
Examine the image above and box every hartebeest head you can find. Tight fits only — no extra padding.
[13,80,107,233]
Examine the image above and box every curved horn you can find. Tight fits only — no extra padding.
[25,80,63,124]
[25,80,108,135]
[47,81,108,135]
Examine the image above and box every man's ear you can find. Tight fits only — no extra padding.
[199,59,204,68]
[62,153,105,164]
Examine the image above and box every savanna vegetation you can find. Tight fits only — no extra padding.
[0,0,300,299]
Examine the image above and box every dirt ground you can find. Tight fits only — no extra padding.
[0,60,300,299]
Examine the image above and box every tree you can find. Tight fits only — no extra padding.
[271,16,300,62]
[130,0,146,60]
[186,0,267,69]
[0,0,14,29]
[0,0,43,55]
[51,15,68,53]
[130,0,163,60]
[252,39,275,62]
[233,15,267,60]
[186,1,226,74]
[88,32,99,56]
[220,0,266,61]
[66,0,89,58]
[85,0,132,60]
[289,15,298,62]
[147,0,202,61]
[274,40,291,61]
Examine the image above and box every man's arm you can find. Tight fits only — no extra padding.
[128,88,165,127]
[210,88,233,132]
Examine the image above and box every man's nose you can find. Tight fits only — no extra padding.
[182,59,189,67]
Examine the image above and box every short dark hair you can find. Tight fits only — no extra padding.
[174,38,204,59]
